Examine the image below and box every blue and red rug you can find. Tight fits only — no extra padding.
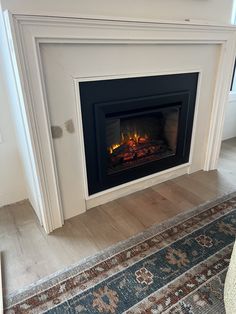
[5,194,236,313]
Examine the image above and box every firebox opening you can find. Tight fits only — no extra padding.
[106,105,180,174]
[79,72,198,195]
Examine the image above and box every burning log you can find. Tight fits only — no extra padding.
[138,137,147,144]
[123,152,135,161]
[109,138,164,167]
[127,139,136,147]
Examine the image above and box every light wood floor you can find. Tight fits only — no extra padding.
[1,138,236,298]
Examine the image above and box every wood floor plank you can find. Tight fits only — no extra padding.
[0,138,236,297]
[101,200,145,237]
[151,180,202,210]
[173,174,220,201]
[74,206,128,250]
[116,189,171,227]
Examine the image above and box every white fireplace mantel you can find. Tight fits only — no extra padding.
[4,12,236,233]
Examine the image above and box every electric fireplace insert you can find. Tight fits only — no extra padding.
[79,73,198,195]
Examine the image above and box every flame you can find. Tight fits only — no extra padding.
[108,131,149,154]
[109,143,121,154]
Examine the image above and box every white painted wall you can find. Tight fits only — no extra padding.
[0,14,27,206]
[222,94,236,140]
[0,8,41,218]
[1,0,235,24]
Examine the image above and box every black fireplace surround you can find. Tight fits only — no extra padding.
[79,73,198,195]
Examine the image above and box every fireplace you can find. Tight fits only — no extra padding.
[80,73,198,195]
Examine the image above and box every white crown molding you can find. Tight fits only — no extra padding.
[3,11,236,232]
[10,12,236,30]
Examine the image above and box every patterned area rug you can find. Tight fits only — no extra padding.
[5,194,236,314]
